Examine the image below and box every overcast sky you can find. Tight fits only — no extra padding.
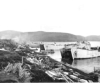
[0,0,100,36]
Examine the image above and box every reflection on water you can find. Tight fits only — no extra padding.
[48,50,100,73]
[72,57,100,73]
[47,50,61,62]
[61,58,73,64]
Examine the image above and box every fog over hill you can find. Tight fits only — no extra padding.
[0,30,100,43]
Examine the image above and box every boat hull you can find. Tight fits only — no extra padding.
[71,49,100,59]
[61,48,100,60]
[60,48,74,61]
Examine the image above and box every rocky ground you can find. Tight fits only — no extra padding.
[0,39,99,83]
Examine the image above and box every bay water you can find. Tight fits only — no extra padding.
[45,41,100,73]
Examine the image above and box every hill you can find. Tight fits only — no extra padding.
[25,31,86,42]
[1,30,100,42]
[0,31,86,42]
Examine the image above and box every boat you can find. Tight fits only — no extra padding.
[46,49,55,54]
[44,45,64,50]
[60,41,100,60]
[44,43,64,51]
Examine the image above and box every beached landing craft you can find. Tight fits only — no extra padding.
[60,41,100,60]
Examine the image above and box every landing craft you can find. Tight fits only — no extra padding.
[61,41,100,60]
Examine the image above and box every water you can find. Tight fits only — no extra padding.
[48,50,100,73]
[72,57,100,73]
[47,50,62,62]
[45,41,100,73]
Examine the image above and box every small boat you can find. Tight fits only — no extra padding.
[46,49,55,54]
[60,41,100,60]
[44,43,64,51]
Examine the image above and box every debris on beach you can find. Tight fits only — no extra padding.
[0,39,99,82]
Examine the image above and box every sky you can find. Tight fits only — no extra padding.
[0,0,100,36]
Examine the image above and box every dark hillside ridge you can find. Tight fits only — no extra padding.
[0,30,100,42]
